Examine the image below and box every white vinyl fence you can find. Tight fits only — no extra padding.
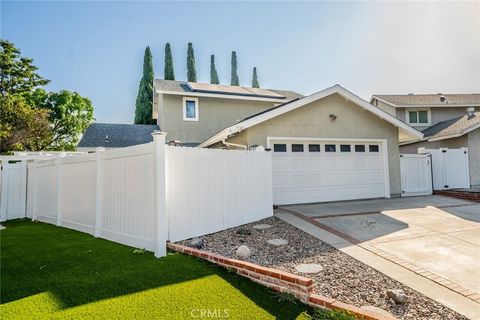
[400,154,433,196]
[0,161,27,220]
[1,132,273,257]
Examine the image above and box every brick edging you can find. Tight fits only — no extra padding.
[167,242,396,320]
[434,190,480,202]
[277,207,480,304]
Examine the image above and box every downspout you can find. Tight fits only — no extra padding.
[221,139,247,150]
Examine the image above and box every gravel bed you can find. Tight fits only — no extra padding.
[178,217,468,320]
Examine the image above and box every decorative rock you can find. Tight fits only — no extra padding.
[236,245,251,259]
[190,237,204,249]
[386,289,408,304]
[295,263,323,274]
[361,306,393,317]
[236,228,252,235]
[267,238,288,246]
[253,223,272,230]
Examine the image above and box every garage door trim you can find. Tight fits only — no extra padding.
[267,136,391,200]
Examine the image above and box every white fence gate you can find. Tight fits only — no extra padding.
[419,148,470,190]
[1,132,273,257]
[400,154,433,196]
[0,161,27,220]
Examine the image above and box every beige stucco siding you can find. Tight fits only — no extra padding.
[157,94,276,143]
[468,129,480,186]
[227,94,401,195]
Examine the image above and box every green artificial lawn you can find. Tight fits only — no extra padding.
[0,220,312,320]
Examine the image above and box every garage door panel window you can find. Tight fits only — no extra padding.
[308,144,321,152]
[325,144,336,152]
[340,144,351,152]
[369,145,379,152]
[291,144,304,152]
[355,145,365,152]
[273,144,287,152]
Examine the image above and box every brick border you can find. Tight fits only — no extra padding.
[277,207,480,304]
[167,242,396,320]
[434,190,480,202]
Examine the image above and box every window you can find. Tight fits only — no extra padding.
[308,144,321,152]
[183,97,199,121]
[273,144,287,152]
[369,145,379,152]
[340,144,351,152]
[291,144,304,152]
[325,144,336,152]
[407,108,430,125]
[355,145,365,152]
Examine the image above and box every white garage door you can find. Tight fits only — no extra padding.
[271,139,388,205]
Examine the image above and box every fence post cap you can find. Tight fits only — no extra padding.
[152,131,167,136]
[95,147,106,152]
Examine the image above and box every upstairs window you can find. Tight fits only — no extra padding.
[183,97,199,121]
[407,109,430,125]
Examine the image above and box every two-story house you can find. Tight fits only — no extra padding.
[370,93,480,186]
[153,80,422,204]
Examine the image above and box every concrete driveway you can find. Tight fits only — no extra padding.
[281,196,480,298]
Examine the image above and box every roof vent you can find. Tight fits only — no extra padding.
[439,95,446,103]
[408,93,414,95]
[105,135,110,143]
[466,106,476,118]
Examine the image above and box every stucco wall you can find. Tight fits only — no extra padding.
[468,129,480,186]
[227,94,402,196]
[157,94,276,144]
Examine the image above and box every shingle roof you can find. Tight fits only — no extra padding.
[422,111,480,140]
[373,93,480,106]
[77,123,159,148]
[153,79,304,101]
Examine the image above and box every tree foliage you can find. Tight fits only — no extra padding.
[210,54,219,84]
[0,39,50,96]
[164,43,175,80]
[134,46,154,124]
[252,67,259,88]
[186,42,197,82]
[230,51,239,86]
[0,94,52,153]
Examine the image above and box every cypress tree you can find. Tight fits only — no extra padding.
[252,67,259,88]
[186,42,197,82]
[210,54,219,84]
[134,46,154,124]
[164,43,175,80]
[230,51,239,86]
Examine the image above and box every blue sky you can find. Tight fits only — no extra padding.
[2,1,479,123]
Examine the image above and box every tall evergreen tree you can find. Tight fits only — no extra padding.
[164,43,175,80]
[252,67,259,88]
[134,47,154,124]
[230,51,239,86]
[186,42,197,82]
[210,54,219,84]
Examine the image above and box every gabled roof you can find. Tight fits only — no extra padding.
[153,79,303,101]
[371,93,480,107]
[77,123,160,148]
[199,85,423,147]
[425,111,480,141]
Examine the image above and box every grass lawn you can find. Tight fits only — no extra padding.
[1,220,314,320]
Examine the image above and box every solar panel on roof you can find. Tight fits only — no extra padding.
[186,82,284,99]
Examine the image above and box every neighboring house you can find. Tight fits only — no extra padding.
[153,80,423,204]
[77,123,159,152]
[370,93,480,186]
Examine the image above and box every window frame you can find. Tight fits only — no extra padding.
[406,108,431,126]
[183,97,199,121]
[308,144,321,152]
[273,143,287,152]
[291,144,304,152]
[324,144,337,152]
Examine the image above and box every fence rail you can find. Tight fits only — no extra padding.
[1,132,273,257]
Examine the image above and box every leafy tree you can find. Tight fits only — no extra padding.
[134,46,154,124]
[27,89,94,151]
[252,67,259,88]
[164,43,175,80]
[0,94,51,153]
[186,42,197,82]
[230,51,239,86]
[0,39,50,96]
[210,54,219,84]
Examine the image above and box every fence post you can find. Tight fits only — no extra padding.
[152,131,168,258]
[94,147,105,237]
[0,160,8,222]
[32,160,38,221]
[55,156,64,226]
